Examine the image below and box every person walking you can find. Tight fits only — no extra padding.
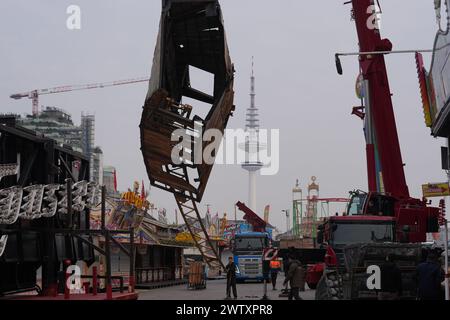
[269,258,282,290]
[225,256,238,300]
[281,255,291,294]
[416,250,445,300]
[283,255,305,300]
[378,254,402,300]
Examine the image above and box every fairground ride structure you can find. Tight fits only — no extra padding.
[140,0,234,271]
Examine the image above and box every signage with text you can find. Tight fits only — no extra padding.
[422,182,450,198]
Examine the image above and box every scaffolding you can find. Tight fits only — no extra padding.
[302,177,319,239]
[291,177,350,244]
[81,114,95,156]
[292,180,302,237]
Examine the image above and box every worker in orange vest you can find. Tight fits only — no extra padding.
[269,258,282,290]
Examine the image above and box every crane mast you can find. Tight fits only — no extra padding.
[351,0,410,199]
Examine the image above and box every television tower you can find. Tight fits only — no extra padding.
[241,58,265,212]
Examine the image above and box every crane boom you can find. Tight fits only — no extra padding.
[295,198,350,203]
[10,77,149,115]
[351,0,409,199]
[339,0,440,243]
[236,201,267,233]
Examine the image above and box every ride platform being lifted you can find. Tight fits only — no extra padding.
[140,0,234,271]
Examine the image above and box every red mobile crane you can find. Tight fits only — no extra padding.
[314,0,440,300]
[344,0,439,242]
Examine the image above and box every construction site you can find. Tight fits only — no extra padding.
[1,0,450,306]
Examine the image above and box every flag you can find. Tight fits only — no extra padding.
[113,170,118,192]
[141,180,146,200]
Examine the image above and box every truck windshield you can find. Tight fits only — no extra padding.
[234,237,267,252]
[332,223,394,246]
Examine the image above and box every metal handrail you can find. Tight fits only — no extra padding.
[80,275,125,293]
[136,266,183,284]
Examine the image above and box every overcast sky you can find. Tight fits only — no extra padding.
[0,1,446,232]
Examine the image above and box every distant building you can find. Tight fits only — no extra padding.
[81,113,95,155]
[91,146,103,186]
[19,107,83,152]
[103,165,119,197]
[80,113,104,185]
[14,107,104,184]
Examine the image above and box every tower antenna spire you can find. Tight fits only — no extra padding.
[252,56,254,77]
[247,57,257,131]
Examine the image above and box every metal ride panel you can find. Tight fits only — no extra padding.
[0,120,94,294]
[425,0,450,136]
[140,0,234,269]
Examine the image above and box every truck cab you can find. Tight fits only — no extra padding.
[318,215,396,268]
[344,190,439,243]
[231,232,270,282]
[314,191,439,299]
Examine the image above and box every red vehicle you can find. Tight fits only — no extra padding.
[311,0,440,299]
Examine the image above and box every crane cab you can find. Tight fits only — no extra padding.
[346,190,395,217]
[345,190,440,243]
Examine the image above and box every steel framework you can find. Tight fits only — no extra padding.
[175,195,222,269]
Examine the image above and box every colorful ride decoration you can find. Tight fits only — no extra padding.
[175,231,200,245]
[416,1,450,136]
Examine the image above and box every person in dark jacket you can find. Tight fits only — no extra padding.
[282,255,291,292]
[281,248,295,293]
[416,251,445,300]
[225,256,238,300]
[378,254,402,300]
[283,255,305,300]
